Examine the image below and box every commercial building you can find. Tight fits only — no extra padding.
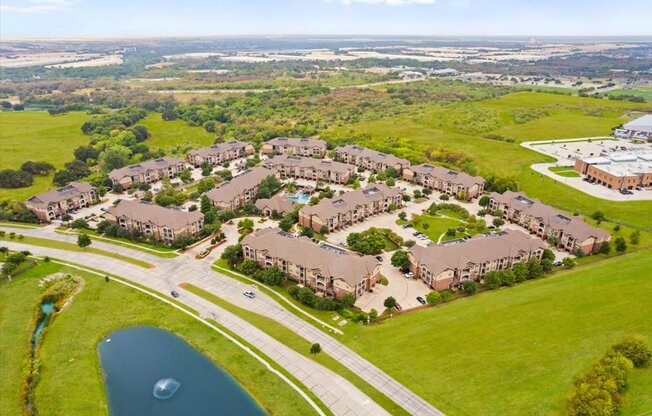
[408,229,545,291]
[334,145,411,173]
[261,137,327,158]
[105,200,204,243]
[614,115,652,141]
[402,164,485,199]
[205,167,278,211]
[25,182,98,222]
[574,153,652,190]
[187,141,255,167]
[264,155,355,184]
[242,228,381,299]
[108,157,185,189]
[488,191,610,254]
[299,184,403,233]
[255,193,298,217]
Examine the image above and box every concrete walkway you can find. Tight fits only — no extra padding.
[2,225,445,416]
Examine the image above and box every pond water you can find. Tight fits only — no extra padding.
[98,326,265,416]
[288,192,310,204]
[32,302,54,349]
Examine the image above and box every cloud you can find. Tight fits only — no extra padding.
[331,0,436,5]
[1,0,79,13]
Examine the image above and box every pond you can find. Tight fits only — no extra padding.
[98,326,265,416]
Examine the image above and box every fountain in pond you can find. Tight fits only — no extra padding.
[153,378,181,400]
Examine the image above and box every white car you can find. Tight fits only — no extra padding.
[403,271,414,278]
[243,290,256,299]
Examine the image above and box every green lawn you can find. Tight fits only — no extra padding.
[547,166,581,178]
[0,261,321,416]
[138,112,214,155]
[327,91,652,229]
[0,234,152,268]
[340,250,652,416]
[403,213,488,243]
[607,88,652,102]
[0,111,90,201]
[183,284,409,416]
[56,228,179,258]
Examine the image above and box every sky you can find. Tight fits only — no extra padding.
[1,0,652,38]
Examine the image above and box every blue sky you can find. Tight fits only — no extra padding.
[1,0,651,37]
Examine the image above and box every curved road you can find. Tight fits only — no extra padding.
[2,225,444,416]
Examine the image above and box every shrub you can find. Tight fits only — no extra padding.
[239,259,260,276]
[562,257,576,269]
[611,337,652,368]
[501,270,516,287]
[492,218,505,227]
[440,290,453,302]
[461,280,477,295]
[484,271,502,290]
[614,237,627,253]
[260,266,285,286]
[69,218,89,229]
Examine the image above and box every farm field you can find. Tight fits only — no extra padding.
[138,112,214,155]
[342,250,652,416]
[0,111,90,201]
[0,262,319,416]
[328,91,652,228]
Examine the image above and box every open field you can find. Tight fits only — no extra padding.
[0,111,90,201]
[328,92,652,228]
[0,261,320,416]
[138,112,215,154]
[342,250,652,415]
[607,88,652,102]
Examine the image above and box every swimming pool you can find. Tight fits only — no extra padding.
[287,193,310,204]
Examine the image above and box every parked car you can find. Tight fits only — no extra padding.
[402,223,413,229]
[413,231,420,236]
[394,303,403,312]
[100,207,108,212]
[243,290,256,299]
[553,260,562,266]
[375,255,384,262]
[416,296,426,305]
[171,291,180,298]
[403,271,414,278]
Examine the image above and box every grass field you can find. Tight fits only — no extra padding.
[0,111,90,201]
[328,91,652,229]
[547,166,581,178]
[0,261,321,416]
[138,112,214,154]
[607,88,652,102]
[341,250,652,415]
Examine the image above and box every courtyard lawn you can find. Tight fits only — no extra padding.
[547,166,581,178]
[404,212,488,244]
[0,111,90,201]
[138,112,214,155]
[328,91,652,229]
[341,250,652,416]
[0,261,321,416]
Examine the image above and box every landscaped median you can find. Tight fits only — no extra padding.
[0,260,327,416]
[182,283,410,416]
[0,233,153,268]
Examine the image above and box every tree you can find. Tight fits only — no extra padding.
[221,244,242,267]
[386,177,396,187]
[562,257,576,269]
[629,230,640,246]
[310,343,322,355]
[77,233,92,248]
[0,246,8,258]
[2,262,18,275]
[383,296,397,309]
[591,211,606,224]
[484,271,502,290]
[541,258,554,273]
[61,213,73,223]
[391,250,410,269]
[368,308,379,323]
[261,267,285,286]
[0,169,33,189]
[501,270,516,286]
[542,248,555,261]
[319,225,329,235]
[512,262,528,283]
[301,227,314,238]
[492,218,505,227]
[461,280,477,295]
[527,258,543,279]
[69,218,89,229]
[239,259,260,276]
[426,291,442,305]
[21,161,55,176]
[478,195,490,207]
[238,218,254,231]
[398,211,407,221]
[611,336,651,368]
[599,241,611,255]
[341,293,355,308]
[614,236,627,253]
[100,145,132,171]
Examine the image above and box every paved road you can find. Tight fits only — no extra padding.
[2,225,445,416]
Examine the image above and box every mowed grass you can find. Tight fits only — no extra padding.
[330,91,652,228]
[0,261,319,416]
[0,111,90,201]
[138,112,214,154]
[341,250,652,416]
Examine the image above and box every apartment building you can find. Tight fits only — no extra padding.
[105,200,204,243]
[488,191,610,254]
[403,164,485,199]
[187,140,255,167]
[25,182,98,222]
[334,145,411,173]
[264,155,355,184]
[574,153,652,190]
[205,167,278,211]
[261,137,327,157]
[242,228,381,299]
[408,229,545,291]
[108,157,186,189]
[255,193,298,217]
[299,184,403,233]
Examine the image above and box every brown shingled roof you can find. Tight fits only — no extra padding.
[264,155,355,174]
[242,227,379,287]
[408,164,485,188]
[108,157,184,181]
[107,199,203,229]
[187,140,251,158]
[254,193,298,215]
[300,183,401,220]
[265,137,326,148]
[26,182,95,208]
[205,166,276,204]
[335,145,410,167]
